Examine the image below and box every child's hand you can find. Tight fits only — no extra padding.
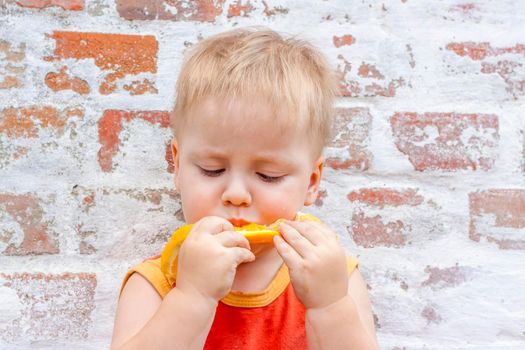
[274,220,348,310]
[175,216,256,304]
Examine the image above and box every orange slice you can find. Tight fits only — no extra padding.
[160,212,319,286]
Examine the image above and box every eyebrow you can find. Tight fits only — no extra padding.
[189,150,295,167]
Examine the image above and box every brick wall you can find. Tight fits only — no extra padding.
[1,1,524,349]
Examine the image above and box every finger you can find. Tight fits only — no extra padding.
[231,247,256,265]
[307,220,341,244]
[215,231,251,250]
[191,216,234,237]
[273,234,303,268]
[285,220,328,246]
[278,222,314,259]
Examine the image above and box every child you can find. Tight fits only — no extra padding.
[110,27,379,350]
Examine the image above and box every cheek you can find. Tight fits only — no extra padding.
[257,183,307,222]
[178,173,217,223]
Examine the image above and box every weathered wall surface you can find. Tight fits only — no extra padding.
[0,1,524,349]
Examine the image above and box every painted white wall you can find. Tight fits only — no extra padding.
[0,1,524,349]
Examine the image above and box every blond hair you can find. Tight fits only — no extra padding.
[171,27,339,155]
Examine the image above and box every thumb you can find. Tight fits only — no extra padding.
[191,216,234,237]
[232,247,256,265]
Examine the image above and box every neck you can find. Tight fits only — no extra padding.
[231,245,283,293]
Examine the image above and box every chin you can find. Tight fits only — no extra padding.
[249,242,277,256]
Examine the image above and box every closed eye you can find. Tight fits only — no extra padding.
[199,167,224,177]
[257,173,284,183]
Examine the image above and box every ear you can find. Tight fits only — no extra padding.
[304,155,324,206]
[171,138,180,190]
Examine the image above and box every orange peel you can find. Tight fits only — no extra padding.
[160,212,319,286]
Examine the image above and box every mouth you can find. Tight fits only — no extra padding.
[228,218,251,227]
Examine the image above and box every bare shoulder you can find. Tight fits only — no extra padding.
[347,268,377,340]
[110,273,163,349]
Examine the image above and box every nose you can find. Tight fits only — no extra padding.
[221,175,252,207]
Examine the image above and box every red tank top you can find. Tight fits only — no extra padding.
[120,256,358,350]
[205,283,307,349]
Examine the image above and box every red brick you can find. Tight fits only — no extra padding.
[348,188,428,248]
[446,3,480,22]
[116,0,224,22]
[45,66,90,94]
[363,80,404,97]
[123,79,158,95]
[452,3,476,13]
[98,110,170,172]
[45,31,158,95]
[347,188,424,209]
[0,193,58,255]
[422,265,473,289]
[391,112,499,171]
[447,42,525,61]
[227,0,254,17]
[337,54,405,97]
[446,42,525,99]
[469,190,525,249]
[333,35,355,48]
[0,106,83,167]
[480,60,519,75]
[336,54,359,97]
[165,142,175,173]
[480,60,525,98]
[83,194,94,204]
[325,107,372,171]
[71,186,182,254]
[15,0,84,10]
[421,304,442,324]
[70,185,96,254]
[135,188,177,205]
[0,39,26,89]
[261,2,288,17]
[358,63,384,79]
[0,106,84,138]
[351,212,407,248]
[73,186,178,209]
[0,272,96,341]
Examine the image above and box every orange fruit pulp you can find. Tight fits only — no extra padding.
[160,212,319,286]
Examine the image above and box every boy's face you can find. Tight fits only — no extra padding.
[171,96,323,228]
